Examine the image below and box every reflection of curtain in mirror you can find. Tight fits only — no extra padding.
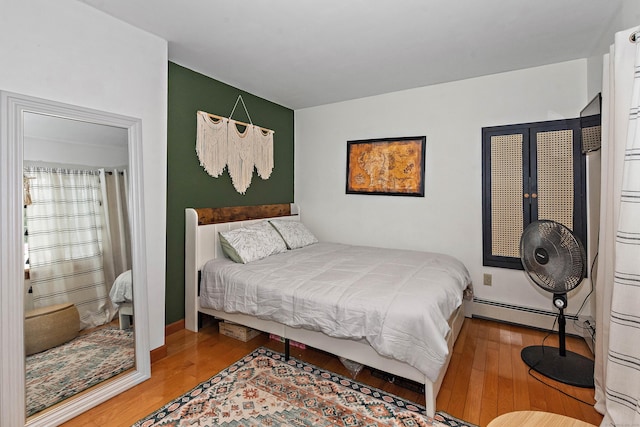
[24,167,115,329]
[99,168,131,292]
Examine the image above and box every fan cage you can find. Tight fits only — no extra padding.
[520,220,586,294]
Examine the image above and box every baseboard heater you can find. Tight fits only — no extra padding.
[471,297,585,338]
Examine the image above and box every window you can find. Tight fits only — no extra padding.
[481,118,587,270]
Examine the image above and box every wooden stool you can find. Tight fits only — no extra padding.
[488,411,597,427]
[25,303,80,355]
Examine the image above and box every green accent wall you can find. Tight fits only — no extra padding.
[166,62,294,324]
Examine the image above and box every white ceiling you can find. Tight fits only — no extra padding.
[79,0,621,109]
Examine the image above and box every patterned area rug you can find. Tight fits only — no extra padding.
[134,347,477,427]
[26,327,134,417]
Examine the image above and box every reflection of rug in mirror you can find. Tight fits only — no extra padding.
[26,327,134,417]
[134,347,477,427]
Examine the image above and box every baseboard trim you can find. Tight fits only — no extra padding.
[150,319,187,364]
[471,297,585,337]
[150,345,167,364]
[165,319,185,337]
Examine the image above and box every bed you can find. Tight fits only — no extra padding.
[185,203,471,417]
[109,269,133,329]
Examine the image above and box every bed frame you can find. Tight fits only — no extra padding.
[184,203,465,417]
[118,302,133,329]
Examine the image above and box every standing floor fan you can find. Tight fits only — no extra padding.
[519,220,595,388]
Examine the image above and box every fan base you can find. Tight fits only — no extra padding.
[521,345,594,388]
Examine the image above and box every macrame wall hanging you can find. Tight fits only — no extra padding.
[196,95,275,194]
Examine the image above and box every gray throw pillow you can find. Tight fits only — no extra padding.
[219,221,287,263]
[269,219,318,249]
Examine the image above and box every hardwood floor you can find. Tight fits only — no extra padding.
[61,317,603,427]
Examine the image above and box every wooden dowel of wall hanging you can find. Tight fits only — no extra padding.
[199,111,275,134]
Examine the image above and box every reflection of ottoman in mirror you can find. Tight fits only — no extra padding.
[25,303,80,356]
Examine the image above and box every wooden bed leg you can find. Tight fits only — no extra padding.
[284,338,290,360]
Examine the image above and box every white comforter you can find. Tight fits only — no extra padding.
[200,242,471,382]
[109,269,132,306]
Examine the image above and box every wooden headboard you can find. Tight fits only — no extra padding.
[184,203,299,331]
[193,203,294,226]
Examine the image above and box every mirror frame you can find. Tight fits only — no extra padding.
[0,91,151,426]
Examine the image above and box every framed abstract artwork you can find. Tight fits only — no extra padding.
[346,136,426,196]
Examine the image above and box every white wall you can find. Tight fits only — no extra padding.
[0,0,168,350]
[295,59,592,322]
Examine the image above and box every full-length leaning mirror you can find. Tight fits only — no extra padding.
[0,91,150,427]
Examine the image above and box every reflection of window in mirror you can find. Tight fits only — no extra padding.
[22,167,131,329]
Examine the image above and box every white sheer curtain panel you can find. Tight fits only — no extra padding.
[99,168,131,291]
[594,26,640,427]
[24,167,115,328]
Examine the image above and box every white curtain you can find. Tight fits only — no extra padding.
[24,167,116,329]
[99,168,131,290]
[594,26,640,427]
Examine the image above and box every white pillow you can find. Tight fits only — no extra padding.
[269,219,318,249]
[219,221,287,263]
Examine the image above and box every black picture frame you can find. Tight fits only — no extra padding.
[346,136,426,197]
